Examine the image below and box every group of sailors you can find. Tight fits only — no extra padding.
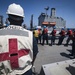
[33,26,75,58]
[33,26,48,45]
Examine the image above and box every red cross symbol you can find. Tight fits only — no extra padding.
[0,38,30,69]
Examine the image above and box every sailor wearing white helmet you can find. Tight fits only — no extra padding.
[0,3,38,75]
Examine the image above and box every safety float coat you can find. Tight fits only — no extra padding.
[0,25,33,75]
[33,30,39,37]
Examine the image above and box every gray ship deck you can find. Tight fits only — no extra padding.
[33,37,75,75]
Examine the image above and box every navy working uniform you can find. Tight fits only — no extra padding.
[57,29,65,45]
[65,29,73,46]
[38,29,42,44]
[50,28,56,45]
[42,26,48,45]
[69,30,75,58]
[0,25,38,75]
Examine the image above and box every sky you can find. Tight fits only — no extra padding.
[0,0,75,28]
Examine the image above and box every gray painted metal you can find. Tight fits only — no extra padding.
[42,59,75,75]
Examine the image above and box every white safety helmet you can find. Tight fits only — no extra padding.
[6,3,24,17]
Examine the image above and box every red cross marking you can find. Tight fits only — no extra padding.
[0,38,30,69]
